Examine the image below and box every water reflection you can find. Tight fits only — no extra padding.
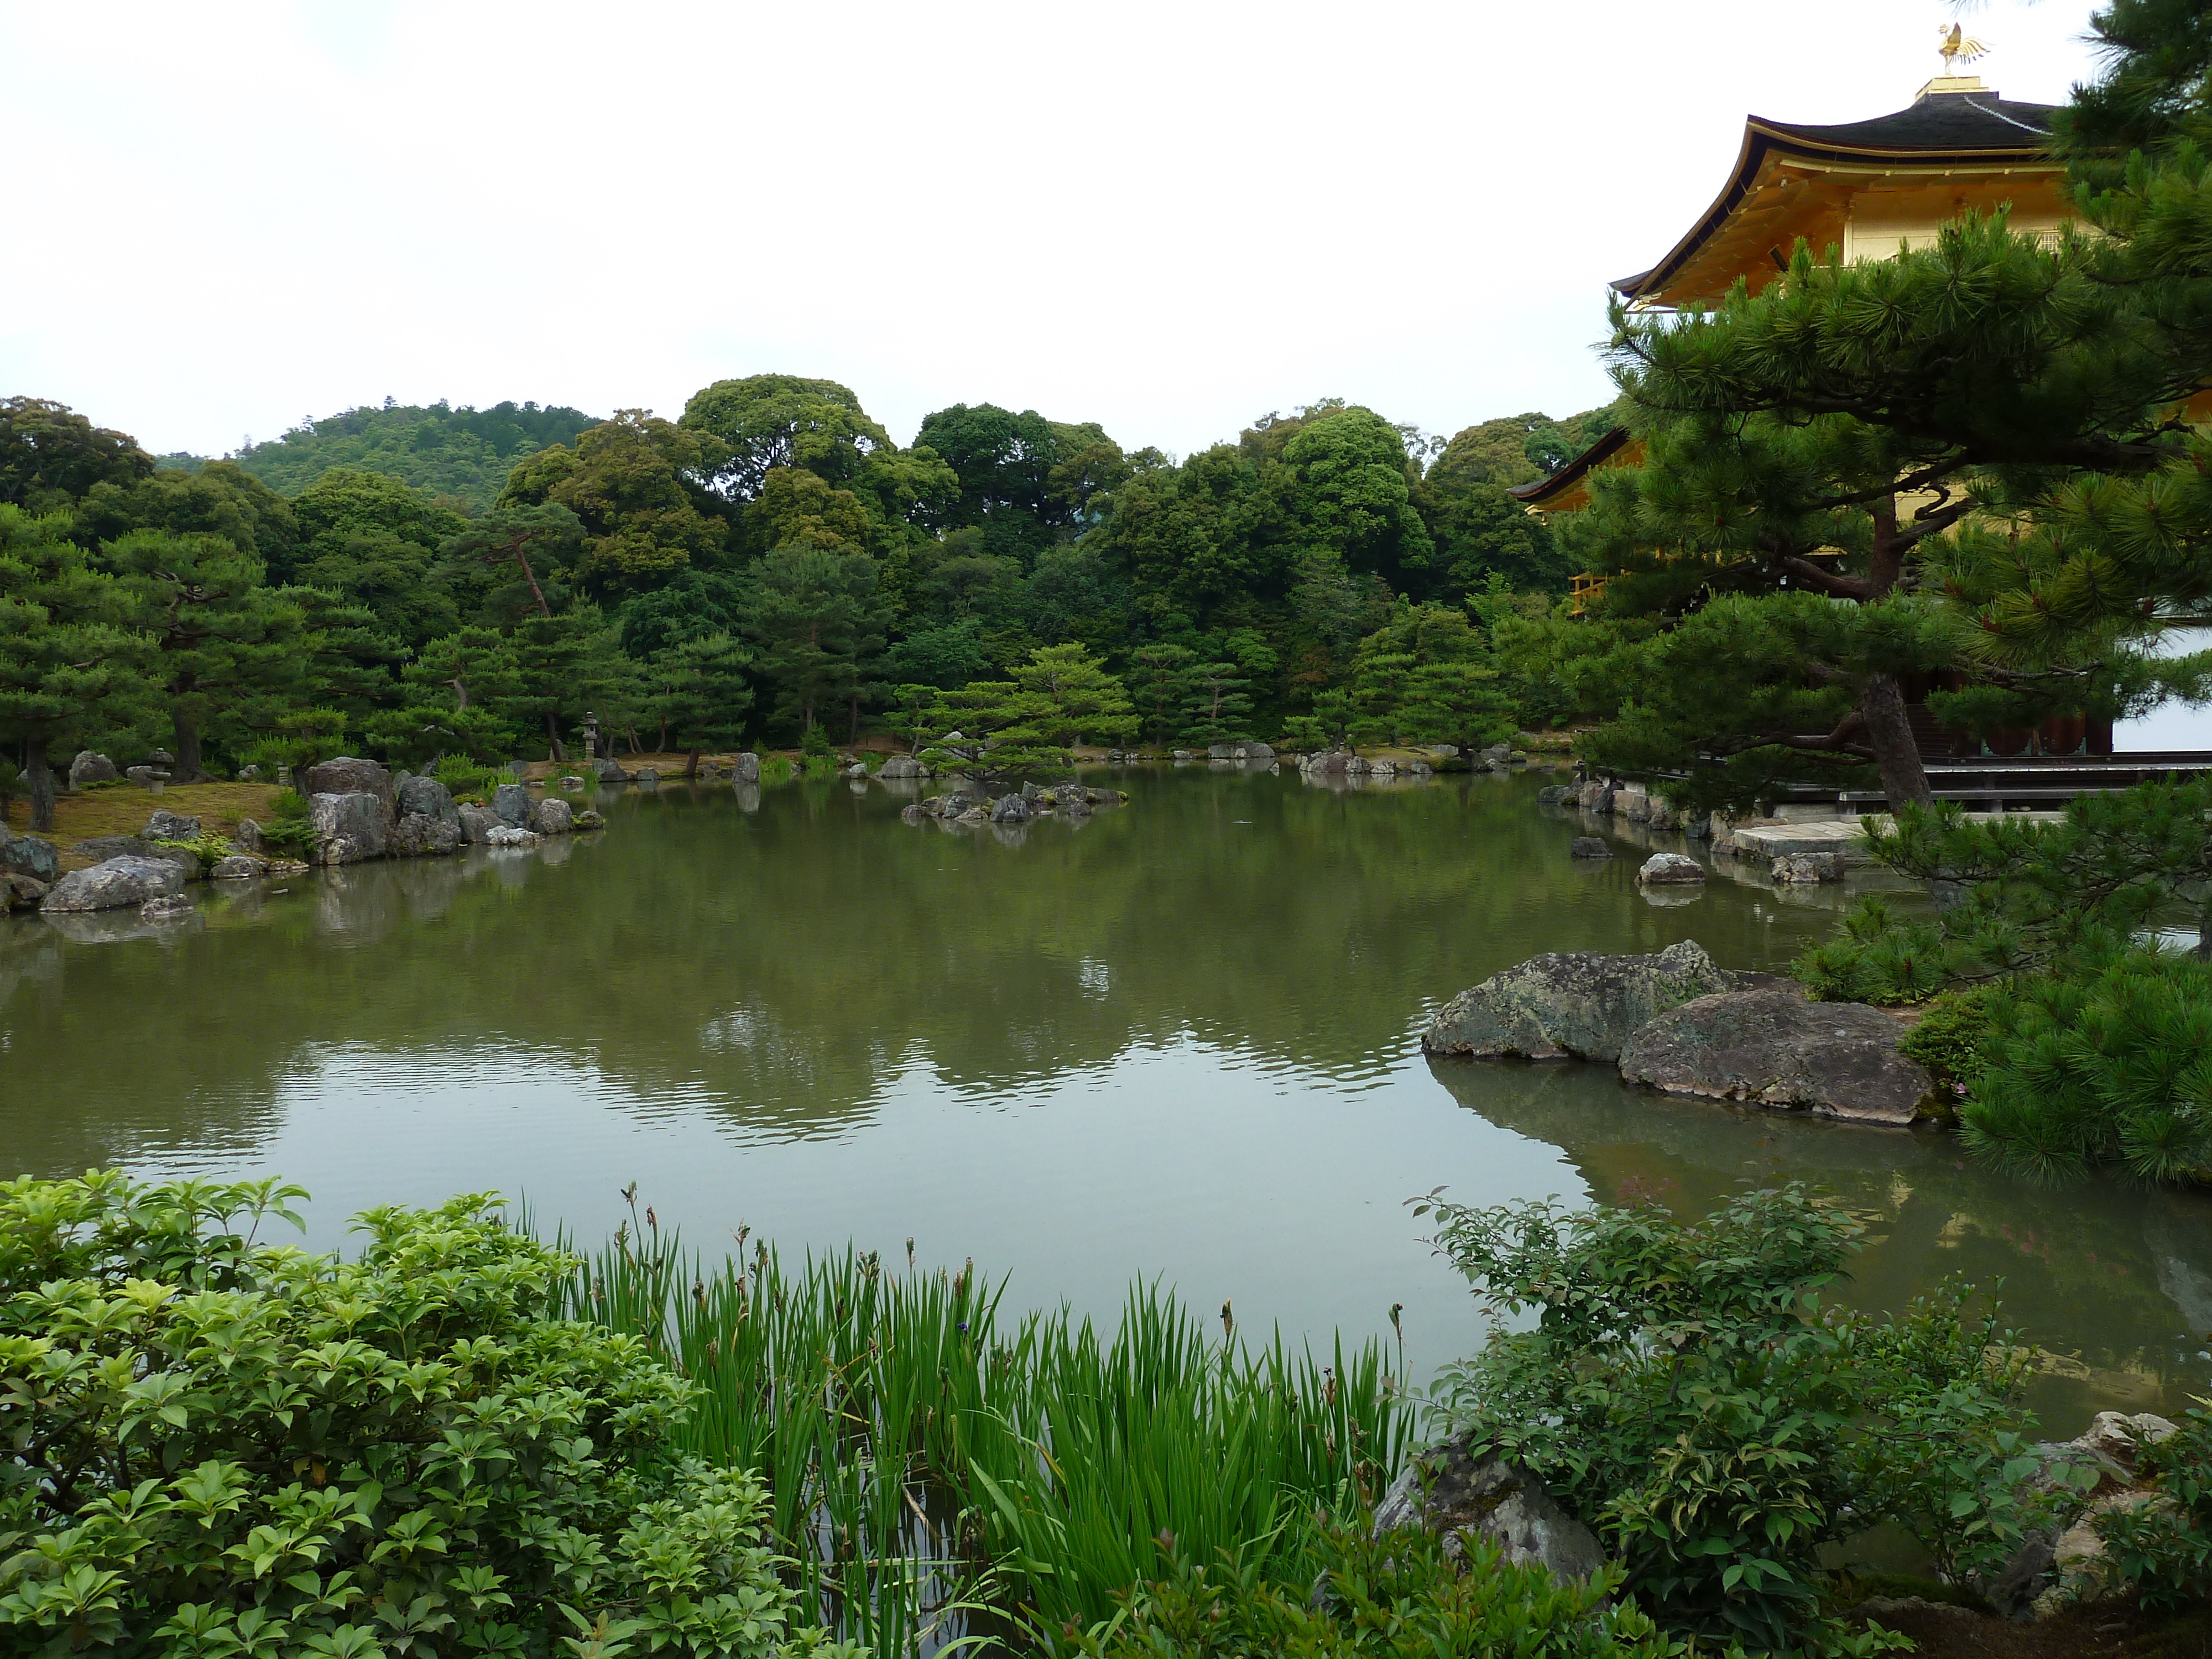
[3,769,2206,1429]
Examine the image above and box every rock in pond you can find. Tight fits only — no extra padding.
[0,825,60,884]
[388,811,462,858]
[457,804,498,844]
[1535,784,1574,806]
[1636,852,1705,885]
[311,791,388,865]
[140,893,196,921]
[1772,852,1843,884]
[397,774,460,826]
[70,750,119,786]
[3,873,50,910]
[1423,939,1740,1063]
[635,767,659,787]
[880,755,924,780]
[492,782,534,828]
[208,854,270,881]
[486,825,540,848]
[730,752,761,785]
[595,758,631,785]
[305,757,395,820]
[1617,989,1933,1125]
[1373,1438,1606,1583]
[41,855,187,913]
[575,809,605,830]
[990,794,1030,824]
[1568,836,1610,859]
[531,796,574,835]
[145,809,201,841]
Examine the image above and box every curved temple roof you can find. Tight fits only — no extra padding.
[1613,88,2060,305]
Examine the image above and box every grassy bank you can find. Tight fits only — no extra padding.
[6,779,281,865]
[546,1210,1413,1652]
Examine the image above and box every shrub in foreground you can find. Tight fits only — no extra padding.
[0,1172,858,1659]
[1076,1520,1682,1659]
[1415,1186,2040,1655]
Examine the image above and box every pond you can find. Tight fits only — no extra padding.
[6,765,2209,1433]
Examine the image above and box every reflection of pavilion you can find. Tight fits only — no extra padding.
[1515,67,2212,802]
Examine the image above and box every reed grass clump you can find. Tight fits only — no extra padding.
[545,1201,1413,1653]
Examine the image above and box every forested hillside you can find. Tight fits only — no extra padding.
[0,380,1610,820]
[162,399,601,512]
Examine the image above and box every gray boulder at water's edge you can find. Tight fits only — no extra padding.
[388,812,462,858]
[1535,784,1573,806]
[1373,1440,1606,1583]
[1422,939,1739,1063]
[1568,836,1610,859]
[145,810,201,842]
[456,804,497,844]
[486,825,540,848]
[0,825,60,884]
[2,873,49,910]
[531,796,574,835]
[140,893,196,921]
[397,774,460,826]
[40,855,187,914]
[1636,852,1705,885]
[574,808,606,830]
[1616,989,1932,1125]
[305,757,394,821]
[311,792,388,865]
[208,854,269,881]
[731,752,760,785]
[990,794,1030,824]
[138,843,202,882]
[879,755,923,780]
[492,783,533,828]
[69,751,119,786]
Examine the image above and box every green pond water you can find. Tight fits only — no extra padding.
[5,766,2209,1432]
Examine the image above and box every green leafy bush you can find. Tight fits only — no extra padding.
[149,833,236,873]
[1898,989,1997,1102]
[270,788,310,822]
[0,1173,859,1659]
[2096,1399,2212,1609]
[1415,1186,2042,1654]
[432,757,508,802]
[1075,1519,1682,1659]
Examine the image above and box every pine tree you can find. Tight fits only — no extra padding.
[649,634,755,775]
[0,508,152,829]
[1180,660,1254,745]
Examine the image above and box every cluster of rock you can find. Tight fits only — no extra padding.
[3,757,608,920]
[1299,749,1432,780]
[1168,742,1277,765]
[1421,940,1933,1125]
[1538,776,1709,836]
[24,806,294,918]
[266,758,602,870]
[901,781,1125,827]
[1373,1441,1605,1583]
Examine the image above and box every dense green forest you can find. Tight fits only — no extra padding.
[0,383,1608,819]
[161,399,601,513]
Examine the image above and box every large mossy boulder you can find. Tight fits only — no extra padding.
[0,825,59,884]
[310,792,388,865]
[396,774,460,826]
[492,782,533,829]
[1422,940,1739,1063]
[388,812,462,858]
[1373,1438,1606,1583]
[40,855,187,914]
[1616,989,1933,1125]
[305,757,395,822]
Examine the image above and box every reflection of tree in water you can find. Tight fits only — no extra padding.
[1424,1057,2212,1430]
[2,770,1850,1183]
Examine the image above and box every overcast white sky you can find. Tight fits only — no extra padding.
[0,1,2107,462]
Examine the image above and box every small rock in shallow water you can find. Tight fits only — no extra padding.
[485,825,540,848]
[140,894,196,921]
[1636,852,1704,885]
[575,810,605,830]
[208,854,268,881]
[1569,836,1610,858]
